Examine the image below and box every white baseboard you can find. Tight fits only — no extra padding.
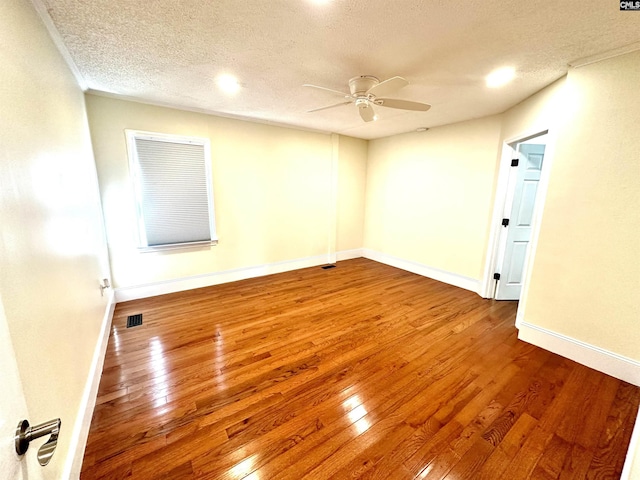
[336,248,363,261]
[622,407,640,479]
[361,248,480,294]
[63,290,116,479]
[115,253,364,302]
[519,322,640,474]
[518,322,640,387]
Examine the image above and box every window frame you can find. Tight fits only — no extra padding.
[125,129,218,251]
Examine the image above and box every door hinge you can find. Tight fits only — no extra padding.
[501,218,510,227]
[493,273,501,280]
[511,159,519,167]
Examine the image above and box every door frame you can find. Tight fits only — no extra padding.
[481,127,557,326]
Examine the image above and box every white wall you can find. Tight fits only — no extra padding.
[0,0,110,478]
[364,116,503,287]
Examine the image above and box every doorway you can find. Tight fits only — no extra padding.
[483,130,551,302]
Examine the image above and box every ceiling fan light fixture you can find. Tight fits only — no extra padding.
[486,67,515,88]
[358,103,376,122]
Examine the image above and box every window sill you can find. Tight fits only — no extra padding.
[137,240,218,253]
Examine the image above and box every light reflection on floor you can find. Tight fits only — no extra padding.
[214,328,227,391]
[416,463,434,478]
[343,394,371,434]
[229,455,260,479]
[149,337,169,411]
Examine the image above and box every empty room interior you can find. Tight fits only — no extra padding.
[1,0,640,479]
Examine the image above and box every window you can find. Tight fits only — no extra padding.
[125,130,217,249]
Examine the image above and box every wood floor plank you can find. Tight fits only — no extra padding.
[475,412,539,480]
[586,382,640,479]
[532,434,573,479]
[80,258,639,479]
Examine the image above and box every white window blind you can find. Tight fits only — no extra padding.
[126,131,217,248]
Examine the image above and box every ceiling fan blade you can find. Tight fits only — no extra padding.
[376,98,431,111]
[359,105,376,122]
[366,76,409,97]
[303,84,351,98]
[307,101,352,113]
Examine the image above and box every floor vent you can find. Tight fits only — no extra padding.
[321,265,336,270]
[126,314,143,328]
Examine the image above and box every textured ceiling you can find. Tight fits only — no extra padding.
[38,0,640,139]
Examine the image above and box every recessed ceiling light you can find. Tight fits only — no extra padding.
[416,127,429,132]
[486,67,515,88]
[216,74,240,94]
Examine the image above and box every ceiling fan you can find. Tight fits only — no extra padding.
[303,75,431,122]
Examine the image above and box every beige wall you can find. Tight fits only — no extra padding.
[85,95,366,288]
[521,52,640,362]
[0,0,109,478]
[364,116,503,281]
[506,53,640,476]
[484,79,568,297]
[337,135,368,252]
[500,78,566,142]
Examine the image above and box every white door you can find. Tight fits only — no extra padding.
[0,297,44,480]
[496,141,546,300]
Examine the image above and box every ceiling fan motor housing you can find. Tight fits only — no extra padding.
[349,75,379,96]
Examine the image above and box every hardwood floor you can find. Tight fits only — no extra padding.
[81,258,640,479]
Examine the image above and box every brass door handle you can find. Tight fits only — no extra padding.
[15,418,61,466]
